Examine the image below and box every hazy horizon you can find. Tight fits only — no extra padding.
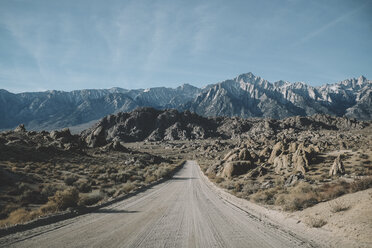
[0,72,370,94]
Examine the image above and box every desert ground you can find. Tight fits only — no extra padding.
[0,111,371,247]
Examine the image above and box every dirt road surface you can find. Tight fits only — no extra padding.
[0,161,314,248]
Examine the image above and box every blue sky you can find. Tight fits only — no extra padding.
[0,0,371,93]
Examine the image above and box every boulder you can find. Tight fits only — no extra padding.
[206,161,224,175]
[222,161,256,178]
[288,142,298,153]
[274,154,291,174]
[238,148,252,161]
[285,173,305,186]
[292,152,308,174]
[339,141,347,150]
[223,149,240,162]
[329,154,345,176]
[14,124,26,132]
[226,153,239,162]
[268,141,284,164]
[50,128,72,141]
[259,146,271,158]
[246,166,267,178]
[85,126,107,148]
[223,150,234,161]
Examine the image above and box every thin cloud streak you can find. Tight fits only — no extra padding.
[295,3,366,45]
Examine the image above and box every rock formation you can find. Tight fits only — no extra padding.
[329,154,345,176]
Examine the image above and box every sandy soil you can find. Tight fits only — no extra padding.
[294,188,372,247]
[0,161,313,248]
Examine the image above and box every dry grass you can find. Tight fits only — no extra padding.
[237,177,372,212]
[121,182,135,194]
[0,209,40,227]
[79,192,104,206]
[305,216,327,228]
[349,176,372,192]
[329,200,350,213]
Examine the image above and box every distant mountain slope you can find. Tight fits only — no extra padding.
[0,73,371,130]
[185,73,371,119]
[0,85,201,130]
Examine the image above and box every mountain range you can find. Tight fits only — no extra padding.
[0,72,371,131]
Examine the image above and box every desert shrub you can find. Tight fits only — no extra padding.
[274,182,318,211]
[155,166,172,179]
[305,217,327,228]
[319,183,348,200]
[76,181,91,193]
[145,175,157,183]
[251,187,281,205]
[115,172,129,183]
[129,175,144,182]
[0,208,40,227]
[17,182,29,192]
[79,192,104,206]
[276,192,318,211]
[329,200,350,213]
[359,154,368,159]
[215,177,224,184]
[220,181,236,190]
[291,182,313,194]
[64,175,78,186]
[121,182,135,194]
[241,182,259,195]
[274,177,285,187]
[20,189,41,204]
[349,176,372,192]
[208,173,216,180]
[97,173,109,181]
[41,184,59,198]
[43,187,79,211]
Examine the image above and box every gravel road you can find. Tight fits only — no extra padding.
[0,161,313,248]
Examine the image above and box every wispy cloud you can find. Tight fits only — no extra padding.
[295,2,366,45]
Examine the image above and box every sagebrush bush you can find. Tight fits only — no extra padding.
[305,217,327,228]
[251,187,281,205]
[64,175,78,186]
[214,177,224,184]
[121,182,135,194]
[155,166,172,179]
[329,200,350,213]
[45,187,80,211]
[350,176,372,192]
[0,208,40,227]
[79,192,104,206]
[76,181,91,193]
[145,175,157,183]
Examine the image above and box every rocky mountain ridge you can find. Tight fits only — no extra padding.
[1,73,371,130]
[81,107,369,147]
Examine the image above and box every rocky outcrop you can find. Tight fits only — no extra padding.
[285,173,305,186]
[274,154,291,174]
[84,126,107,148]
[267,141,320,175]
[14,124,26,132]
[268,141,285,164]
[222,161,256,178]
[79,107,369,147]
[0,127,84,162]
[81,108,218,145]
[292,152,309,174]
[329,154,345,176]
[220,147,259,178]
[239,148,252,161]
